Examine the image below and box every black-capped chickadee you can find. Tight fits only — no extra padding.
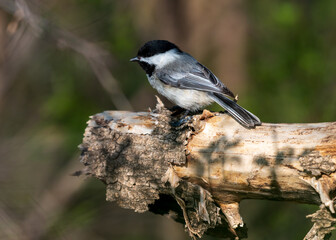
[130,40,261,128]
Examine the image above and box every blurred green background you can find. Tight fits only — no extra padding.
[0,0,335,239]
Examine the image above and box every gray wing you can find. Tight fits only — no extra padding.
[156,61,235,98]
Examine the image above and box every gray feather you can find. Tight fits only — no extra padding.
[210,93,261,128]
[155,54,235,99]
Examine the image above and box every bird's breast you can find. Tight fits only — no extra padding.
[147,75,213,111]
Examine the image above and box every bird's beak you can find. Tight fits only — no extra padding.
[130,57,139,62]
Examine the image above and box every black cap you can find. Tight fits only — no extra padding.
[137,40,182,58]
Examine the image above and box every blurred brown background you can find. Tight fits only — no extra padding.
[0,0,335,239]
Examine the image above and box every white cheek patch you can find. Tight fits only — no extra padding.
[141,49,179,68]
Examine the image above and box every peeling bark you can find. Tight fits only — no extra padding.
[304,205,336,240]
[79,101,336,239]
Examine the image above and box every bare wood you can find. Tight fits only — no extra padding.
[79,102,336,239]
[175,112,336,206]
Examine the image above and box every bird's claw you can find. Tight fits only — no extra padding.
[170,116,192,127]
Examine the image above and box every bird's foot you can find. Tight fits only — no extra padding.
[170,110,192,127]
[170,116,192,127]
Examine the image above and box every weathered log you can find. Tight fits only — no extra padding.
[79,100,336,239]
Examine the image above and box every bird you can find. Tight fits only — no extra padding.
[130,40,261,128]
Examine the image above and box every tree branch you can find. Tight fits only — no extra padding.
[79,100,336,239]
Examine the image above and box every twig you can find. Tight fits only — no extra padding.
[0,0,133,111]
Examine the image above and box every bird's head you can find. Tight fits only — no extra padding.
[130,40,182,75]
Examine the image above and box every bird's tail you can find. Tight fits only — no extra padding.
[210,93,261,128]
